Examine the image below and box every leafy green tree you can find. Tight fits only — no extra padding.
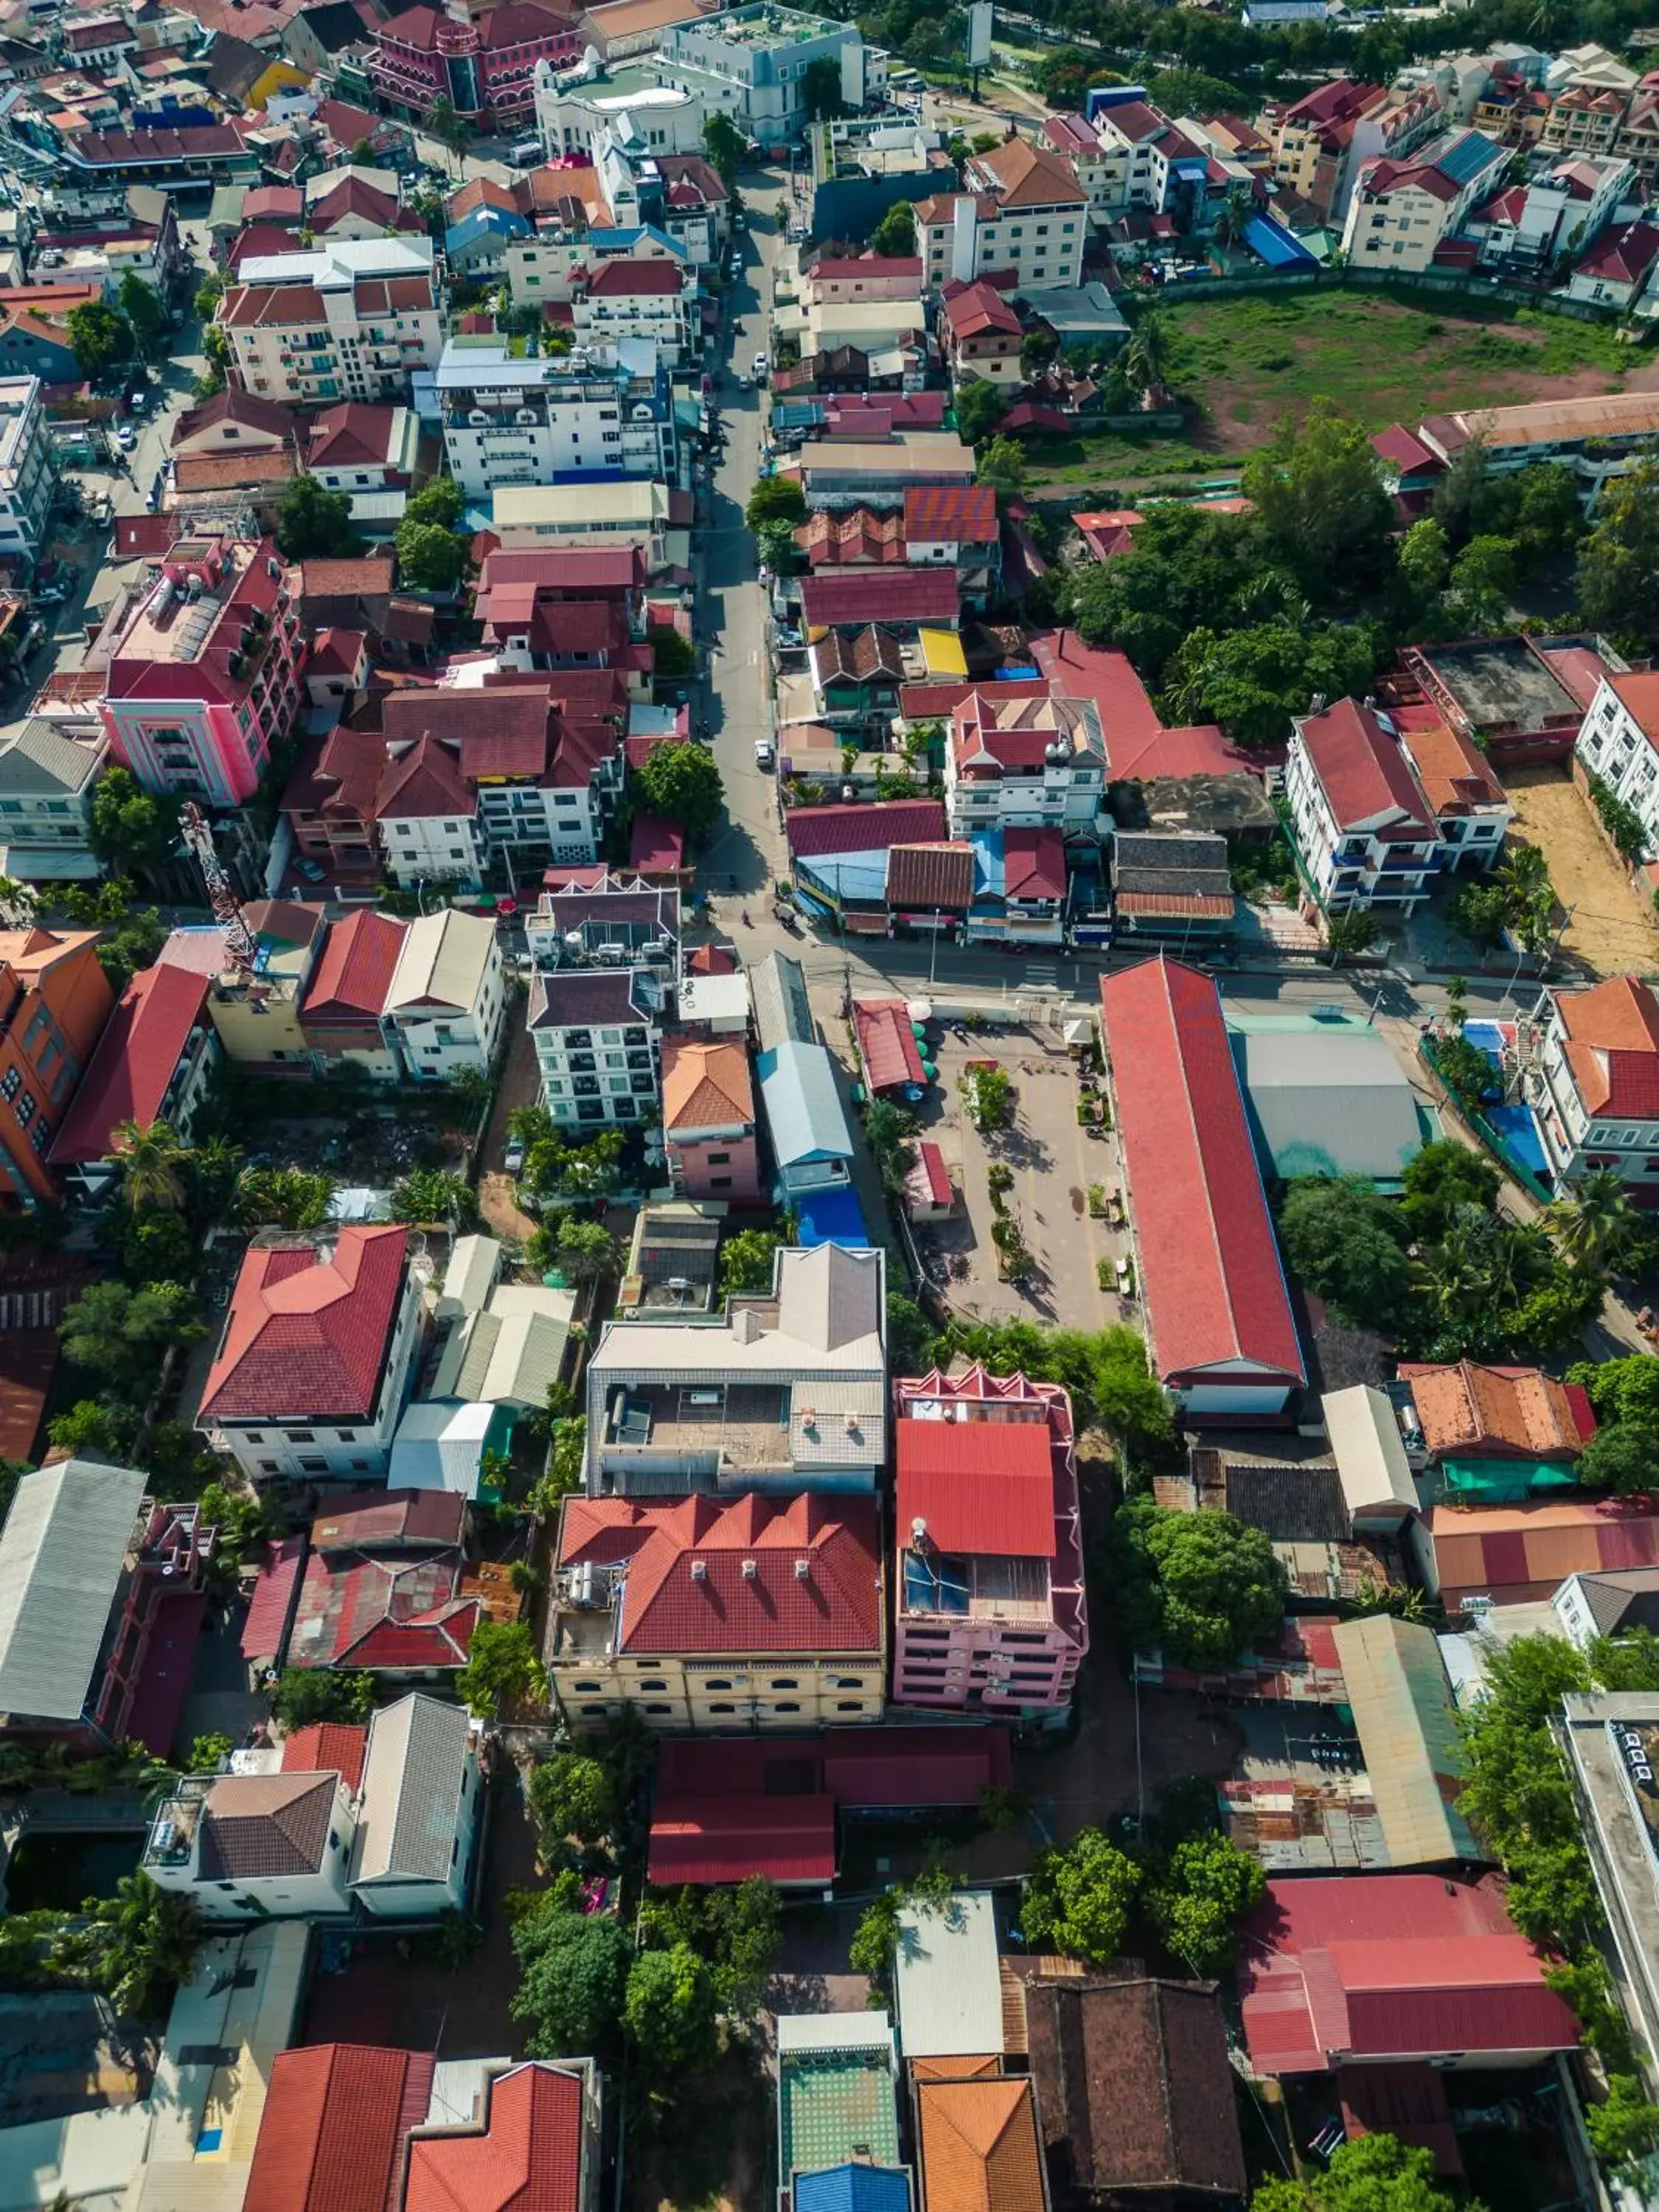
[268,1669,375,1728]
[1022,1829,1141,1964]
[1107,1497,1287,1667]
[1325,908,1380,961]
[1401,1139,1500,1242]
[456,1618,548,1718]
[1569,1354,1659,1429]
[636,740,723,837]
[117,273,167,359]
[1587,2075,1659,2180]
[511,1897,633,2056]
[648,625,696,684]
[1252,2129,1463,2212]
[1144,1833,1264,1975]
[800,53,844,119]
[236,1165,335,1231]
[1396,515,1450,599]
[194,274,225,322]
[702,111,745,184]
[1549,1166,1638,1276]
[1431,1029,1500,1107]
[67,300,132,381]
[403,476,465,532]
[1276,1176,1410,1332]
[954,379,1007,445]
[976,435,1026,496]
[756,517,799,573]
[720,1225,782,1295]
[274,474,362,562]
[554,1217,623,1285]
[1164,620,1377,752]
[960,1063,1013,1130]
[529,1753,616,1846]
[623,1941,722,2081]
[864,1099,917,1194]
[746,477,807,531]
[395,521,466,591]
[86,766,181,886]
[885,1290,937,1377]
[122,1208,196,1287]
[1036,44,1099,105]
[1577,458,1659,642]
[60,1278,204,1394]
[531,1415,587,1514]
[73,1871,200,2017]
[46,1397,138,1459]
[390,1168,473,1227]
[1456,1633,1593,1941]
[1241,399,1394,591]
[1122,313,1171,401]
[188,1733,233,1773]
[1576,1422,1659,1495]
[869,196,916,256]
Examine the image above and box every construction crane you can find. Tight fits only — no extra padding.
[179,801,257,973]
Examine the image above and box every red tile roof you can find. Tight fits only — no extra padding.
[280,1722,369,1795]
[375,734,473,822]
[240,1535,307,1664]
[1238,1875,1578,2076]
[558,1492,881,1655]
[404,2062,583,2212]
[1029,628,1164,757]
[586,256,683,296]
[301,910,408,1021]
[247,2043,439,2212]
[199,1225,410,1425]
[1004,826,1065,901]
[897,1416,1056,1558]
[1578,218,1659,285]
[49,961,209,1168]
[1297,699,1434,835]
[787,799,947,859]
[629,811,684,873]
[799,572,961,627]
[854,998,925,1092]
[904,483,998,543]
[1099,960,1303,1391]
[1554,975,1659,1119]
[647,1792,836,1886]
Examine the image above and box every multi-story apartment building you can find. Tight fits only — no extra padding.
[1284,698,1443,917]
[533,60,709,159]
[0,377,54,566]
[548,1487,885,1733]
[437,336,676,498]
[661,1035,761,1199]
[374,734,489,892]
[381,909,507,1081]
[891,1365,1088,1717]
[473,543,647,673]
[0,720,106,887]
[1040,111,1121,218]
[571,257,695,365]
[0,922,110,1206]
[525,872,676,1122]
[917,137,1088,292]
[654,4,874,144]
[942,686,1107,840]
[1340,127,1508,274]
[197,1224,425,1483]
[1475,151,1634,271]
[52,959,218,1197]
[1557,1691,1659,2084]
[1543,80,1630,156]
[1265,78,1380,200]
[96,535,302,806]
[1088,98,1205,216]
[299,910,406,1079]
[1523,975,1659,1203]
[219,240,445,408]
[1615,72,1659,181]
[369,0,584,131]
[1395,713,1512,869]
[1574,669,1659,854]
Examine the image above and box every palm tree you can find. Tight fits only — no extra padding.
[1498,841,1549,908]
[1123,313,1170,403]
[190,1133,243,1217]
[91,1871,201,2016]
[1213,181,1254,250]
[1551,1168,1638,1276]
[109,1119,189,1213]
[0,875,38,928]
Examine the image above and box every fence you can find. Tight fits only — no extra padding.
[1145,261,1637,329]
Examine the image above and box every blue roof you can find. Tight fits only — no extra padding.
[758,1039,855,1168]
[793,1187,870,1251]
[795,2170,911,2212]
[1437,129,1506,186]
[593,223,687,260]
[799,852,890,903]
[1243,215,1316,268]
[445,204,531,254]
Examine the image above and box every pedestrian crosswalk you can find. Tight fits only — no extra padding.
[1023,964,1060,991]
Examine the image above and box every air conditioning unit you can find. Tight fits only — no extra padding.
[793,1559,810,1579]
[689,1558,707,1581]
[740,1559,757,1579]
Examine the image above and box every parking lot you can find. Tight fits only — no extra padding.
[911,1029,1136,1328]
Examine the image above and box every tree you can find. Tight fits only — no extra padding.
[864,1099,917,1194]
[554,1217,622,1284]
[647,624,696,684]
[236,1165,335,1231]
[636,740,723,838]
[1325,908,1380,962]
[1569,1354,1659,1430]
[109,1119,191,1214]
[117,273,167,361]
[268,1668,375,1728]
[954,379,1007,445]
[1212,179,1254,249]
[746,477,807,531]
[960,1064,1013,1130]
[1397,515,1450,599]
[756,517,799,574]
[88,766,182,883]
[1122,313,1170,401]
[194,274,225,323]
[1276,1176,1410,1332]
[425,95,471,170]
[122,1208,196,1287]
[1549,1166,1638,1276]
[1401,1139,1500,1242]
[869,196,916,257]
[67,300,132,382]
[188,1733,234,1773]
[511,1897,633,2056]
[1580,459,1659,641]
[390,1168,473,1227]
[1164,620,1376,752]
[1456,1632,1593,1939]
[976,436,1026,496]
[1430,1029,1499,1107]
[623,1941,722,2081]
[1144,1834,1264,1975]
[529,1753,616,1846]
[1252,2130,1462,2212]
[720,1225,782,1295]
[886,1290,938,1378]
[274,473,361,562]
[1576,1422,1659,1495]
[1587,2075,1659,2181]
[47,1398,137,1459]
[403,476,465,532]
[456,1618,548,1718]
[60,1278,204,1394]
[703,112,745,185]
[1022,1829,1141,1964]
[76,1871,200,2017]
[1107,1497,1287,1667]
[395,520,466,592]
[1241,400,1394,593]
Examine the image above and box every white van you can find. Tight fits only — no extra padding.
[509,137,542,166]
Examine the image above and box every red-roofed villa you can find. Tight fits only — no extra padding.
[1525,975,1659,1204]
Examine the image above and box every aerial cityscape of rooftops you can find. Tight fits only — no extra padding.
[18,0,1659,2204]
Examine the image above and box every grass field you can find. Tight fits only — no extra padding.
[1019,290,1644,492]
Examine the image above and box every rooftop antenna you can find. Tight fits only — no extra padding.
[179,801,257,973]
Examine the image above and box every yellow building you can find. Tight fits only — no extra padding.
[162,900,327,1072]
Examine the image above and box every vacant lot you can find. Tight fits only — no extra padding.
[1505,768,1659,983]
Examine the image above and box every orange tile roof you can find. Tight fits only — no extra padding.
[1396,717,1504,813]
[1556,974,1659,1116]
[661,1037,752,1132]
[1397,1360,1591,1459]
[918,2077,1046,2212]
[1610,669,1659,737]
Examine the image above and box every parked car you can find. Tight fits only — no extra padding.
[114,425,135,451]
[32,585,66,608]
[504,1136,526,1176]
[754,737,775,770]
[295,857,327,883]
[751,350,768,379]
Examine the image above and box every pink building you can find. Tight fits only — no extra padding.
[661,1036,760,1200]
[891,1365,1088,1715]
[98,535,303,805]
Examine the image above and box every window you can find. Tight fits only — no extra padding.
[836,1700,862,1711]
[288,1430,316,1443]
[13,1091,34,1127]
[244,1432,265,1444]
[774,1701,801,1712]
[644,1703,672,1714]
[709,1700,735,1713]
[770,1677,798,1689]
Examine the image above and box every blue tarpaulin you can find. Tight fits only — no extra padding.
[1243,215,1317,269]
[794,1187,870,1249]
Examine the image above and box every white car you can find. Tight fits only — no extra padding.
[754,738,775,770]
[751,351,768,379]
[114,425,135,451]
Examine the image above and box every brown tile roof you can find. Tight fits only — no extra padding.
[1396,717,1504,814]
[917,2077,1046,2212]
[376,734,473,821]
[886,841,975,910]
[299,556,394,602]
[815,626,905,684]
[380,684,551,778]
[968,133,1088,209]
[1397,1360,1594,1460]
[198,1772,337,1879]
[174,449,297,493]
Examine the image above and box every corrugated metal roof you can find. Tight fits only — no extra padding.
[1330,1615,1475,1866]
[440,1234,503,1315]
[759,1039,856,1169]
[894,1891,1005,2060]
[0,1460,146,1722]
[352,1691,472,1888]
[751,950,815,1055]
[647,1792,835,1886]
[1230,1025,1425,1185]
[384,909,494,1018]
[1324,1385,1417,1518]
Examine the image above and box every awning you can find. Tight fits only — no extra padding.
[919,627,967,677]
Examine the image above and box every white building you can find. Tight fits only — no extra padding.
[383,908,507,1081]
[571,257,695,366]
[1574,669,1659,855]
[0,378,54,563]
[142,1768,358,1921]
[437,335,675,498]
[351,1691,482,1917]
[219,238,446,408]
[1341,126,1509,274]
[529,967,663,1125]
[1284,698,1443,916]
[653,3,875,144]
[1523,975,1659,1197]
[0,717,105,884]
[1477,151,1635,271]
[943,687,1107,838]
[535,61,709,159]
[917,136,1088,293]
